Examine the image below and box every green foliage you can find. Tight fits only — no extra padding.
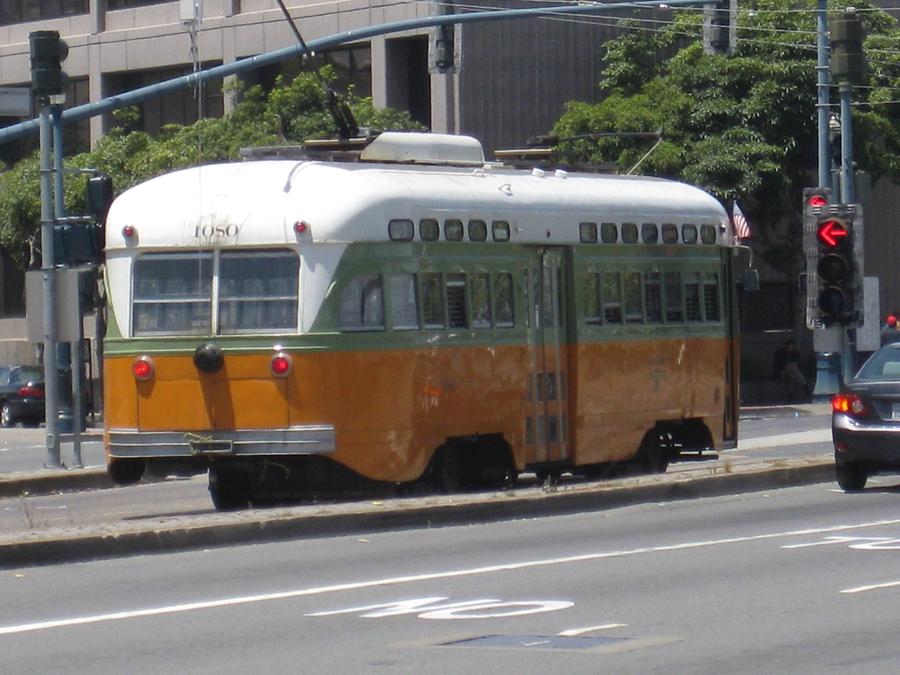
[553,0,900,276]
[0,68,423,268]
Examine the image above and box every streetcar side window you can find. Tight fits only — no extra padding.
[583,272,602,325]
[661,224,679,244]
[446,274,468,328]
[339,274,384,330]
[493,273,515,327]
[684,272,702,321]
[600,223,618,244]
[664,271,684,322]
[623,271,644,323]
[492,221,511,242]
[444,219,464,241]
[579,222,598,244]
[641,223,659,244]
[700,224,717,244]
[419,219,439,241]
[621,223,638,244]
[421,273,445,329]
[468,219,488,242]
[389,273,420,330]
[703,272,721,321]
[682,224,698,244]
[132,253,212,336]
[643,271,662,323]
[602,272,622,323]
[219,250,299,334]
[470,273,492,327]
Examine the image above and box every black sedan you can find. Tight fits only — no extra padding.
[833,343,900,490]
[0,365,45,428]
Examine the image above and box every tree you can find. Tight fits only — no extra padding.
[552,0,900,278]
[0,67,423,268]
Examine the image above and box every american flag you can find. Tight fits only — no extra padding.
[732,202,751,241]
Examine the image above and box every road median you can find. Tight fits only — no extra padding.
[0,455,836,570]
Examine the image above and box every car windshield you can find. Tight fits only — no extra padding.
[855,345,900,380]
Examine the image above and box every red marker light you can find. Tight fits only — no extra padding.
[271,352,292,377]
[832,393,866,416]
[817,220,849,248]
[294,221,309,235]
[132,356,154,381]
[889,314,898,328]
[807,195,828,208]
[122,225,136,239]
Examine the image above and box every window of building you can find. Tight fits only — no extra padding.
[470,273,491,327]
[446,274,468,328]
[218,250,299,333]
[468,219,487,242]
[107,0,168,8]
[664,271,683,322]
[245,45,372,100]
[493,273,514,327]
[132,253,212,335]
[389,274,419,330]
[602,272,622,323]
[421,273,444,328]
[1,0,87,25]
[583,273,601,324]
[444,219,463,241]
[623,271,643,323]
[419,219,439,241]
[579,223,598,244]
[339,274,383,330]
[644,271,662,322]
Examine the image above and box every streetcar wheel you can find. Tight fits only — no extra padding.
[1,404,13,428]
[836,464,867,492]
[209,467,252,510]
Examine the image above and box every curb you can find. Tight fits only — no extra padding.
[0,468,112,499]
[0,460,837,570]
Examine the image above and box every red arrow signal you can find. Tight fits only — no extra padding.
[817,220,849,248]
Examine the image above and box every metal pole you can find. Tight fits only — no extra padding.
[816,0,830,190]
[52,105,84,466]
[840,82,855,204]
[39,105,60,468]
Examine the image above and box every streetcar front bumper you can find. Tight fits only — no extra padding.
[107,425,336,459]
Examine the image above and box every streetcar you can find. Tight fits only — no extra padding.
[102,132,741,509]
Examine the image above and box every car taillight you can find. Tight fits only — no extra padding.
[132,356,154,381]
[17,385,44,398]
[832,393,867,417]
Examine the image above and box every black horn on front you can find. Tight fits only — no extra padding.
[193,343,224,373]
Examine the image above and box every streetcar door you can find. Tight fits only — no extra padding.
[524,247,570,466]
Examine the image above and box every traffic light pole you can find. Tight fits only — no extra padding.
[840,83,855,204]
[38,105,61,468]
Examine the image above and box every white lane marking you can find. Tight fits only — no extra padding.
[841,580,900,594]
[4,517,900,636]
[735,429,831,451]
[559,624,627,636]
[783,536,887,549]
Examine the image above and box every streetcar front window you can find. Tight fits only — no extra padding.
[219,250,299,334]
[132,253,212,335]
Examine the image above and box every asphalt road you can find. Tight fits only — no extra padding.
[4,480,900,673]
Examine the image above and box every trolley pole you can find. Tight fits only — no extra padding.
[38,104,61,468]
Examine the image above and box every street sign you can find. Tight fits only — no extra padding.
[0,87,31,116]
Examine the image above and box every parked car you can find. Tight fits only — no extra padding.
[0,365,45,428]
[832,343,900,490]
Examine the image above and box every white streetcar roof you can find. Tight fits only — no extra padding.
[105,157,729,250]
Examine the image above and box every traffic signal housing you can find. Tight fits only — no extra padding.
[803,189,864,327]
[703,0,737,55]
[29,30,69,98]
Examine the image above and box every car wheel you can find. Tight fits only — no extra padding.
[836,464,867,492]
[1,404,14,428]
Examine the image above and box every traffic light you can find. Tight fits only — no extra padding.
[29,31,69,98]
[830,12,866,85]
[53,221,103,267]
[803,188,863,327]
[703,0,737,55]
